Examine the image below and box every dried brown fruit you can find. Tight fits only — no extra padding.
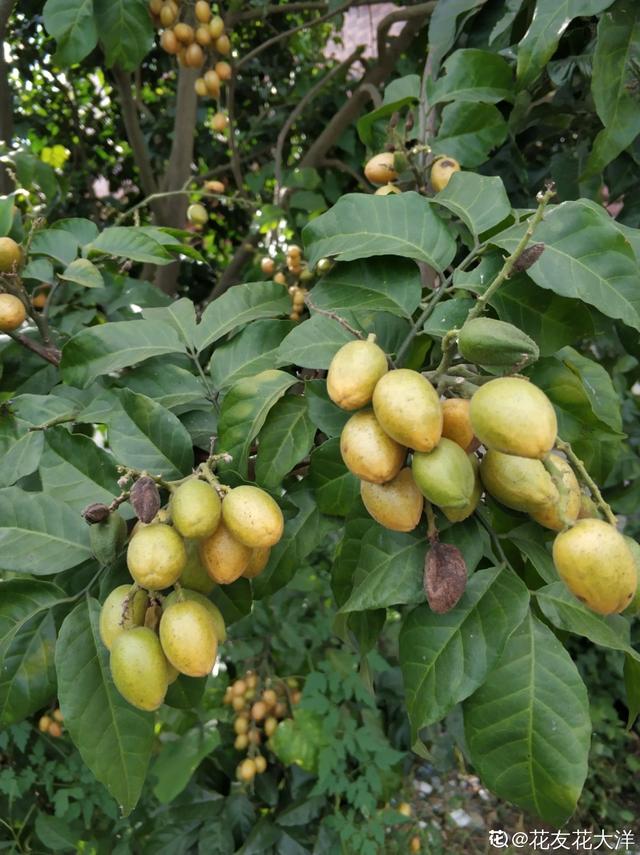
[512,242,545,272]
[82,502,110,524]
[424,542,467,614]
[130,476,161,524]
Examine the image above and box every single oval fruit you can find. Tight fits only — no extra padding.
[372,369,442,453]
[480,449,557,513]
[243,546,270,579]
[412,438,476,509]
[89,512,128,566]
[458,318,539,369]
[215,60,232,81]
[215,34,231,55]
[0,237,22,273]
[364,152,398,185]
[110,627,168,711]
[159,600,218,676]
[195,0,211,22]
[0,293,26,332]
[200,521,252,583]
[360,468,423,532]
[164,589,226,642]
[99,584,148,650]
[185,42,205,68]
[209,15,225,39]
[260,256,275,276]
[431,156,460,193]
[204,69,221,97]
[187,203,208,225]
[127,523,186,589]
[211,112,228,132]
[174,22,194,43]
[470,377,557,459]
[441,455,482,522]
[441,398,477,452]
[180,539,215,594]
[622,537,640,616]
[170,478,221,539]
[222,486,284,548]
[326,337,388,411]
[340,409,406,484]
[529,454,580,531]
[160,29,179,54]
[375,184,401,195]
[195,77,208,97]
[552,519,637,615]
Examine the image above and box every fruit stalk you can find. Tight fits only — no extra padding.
[542,454,573,530]
[555,438,617,527]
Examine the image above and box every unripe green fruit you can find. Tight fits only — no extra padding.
[479,449,557,513]
[170,479,221,539]
[360,468,423,532]
[622,537,640,616]
[90,512,128,566]
[127,523,186,589]
[458,318,539,368]
[200,521,252,583]
[441,455,482,522]
[164,588,226,641]
[110,627,168,711]
[327,338,388,411]
[243,546,270,579]
[372,369,442,452]
[412,438,475,509]
[340,409,406,484]
[552,519,637,615]
[222,486,284,548]
[159,600,218,677]
[529,454,580,531]
[99,584,148,650]
[180,539,215,594]
[470,377,557,459]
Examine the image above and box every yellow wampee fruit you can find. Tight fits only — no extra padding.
[180,538,215,594]
[480,449,557,513]
[375,184,401,195]
[412,438,476,509]
[430,156,460,192]
[441,398,477,452]
[222,485,284,548]
[326,337,388,411]
[442,454,482,522]
[110,627,168,711]
[360,468,424,532]
[166,660,180,685]
[552,519,637,615]
[170,478,221,539]
[578,493,599,519]
[160,600,218,677]
[372,369,442,452]
[99,584,148,651]
[622,537,640,616]
[340,409,406,484]
[0,293,26,332]
[164,588,227,642]
[529,453,580,531]
[0,237,22,273]
[243,546,271,579]
[200,520,252,583]
[127,523,186,589]
[364,152,398,185]
[470,377,557,458]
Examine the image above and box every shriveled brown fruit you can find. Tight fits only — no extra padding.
[129,476,161,524]
[425,542,467,614]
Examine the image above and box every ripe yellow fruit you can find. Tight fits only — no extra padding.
[187,203,208,225]
[159,600,218,676]
[52,709,64,723]
[264,716,278,736]
[409,836,421,854]
[327,338,388,411]
[232,695,245,712]
[237,758,257,781]
[209,15,225,39]
[374,184,401,195]
[185,42,205,68]
[195,77,208,97]
[127,524,186,589]
[470,377,557,459]
[164,588,226,642]
[160,29,179,54]
[0,293,26,331]
[196,25,212,47]
[529,454,580,531]
[441,454,482,522]
[203,69,221,97]
[232,679,247,697]
[215,60,232,81]
[372,369,442,452]
[48,722,63,738]
[211,112,228,132]
[215,34,231,55]
[360,468,423,532]
[234,716,249,735]
[222,486,284,548]
[180,539,215,594]
[200,520,252,583]
[578,493,599,519]
[254,755,267,773]
[251,700,268,721]
[340,410,406,484]
[397,802,412,817]
[364,152,398,185]
[234,733,249,750]
[260,257,275,276]
[170,478,221,539]
[262,688,277,707]
[39,715,52,732]
[110,627,169,711]
[32,288,49,309]
[159,2,177,27]
[174,22,194,43]
[195,0,211,23]
[99,584,148,650]
[441,398,477,453]
[205,179,225,194]
[149,0,163,14]
[623,537,640,616]
[243,546,270,579]
[274,272,286,285]
[479,449,557,513]
[431,156,461,192]
[553,519,637,615]
[412,438,476,509]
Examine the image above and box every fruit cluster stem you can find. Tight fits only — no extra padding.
[542,454,573,530]
[555,438,618,527]
[116,465,178,492]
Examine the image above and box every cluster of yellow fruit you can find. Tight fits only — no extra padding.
[223,671,300,782]
[0,237,27,332]
[363,152,461,194]
[327,337,639,616]
[38,708,64,738]
[261,245,312,322]
[100,477,284,711]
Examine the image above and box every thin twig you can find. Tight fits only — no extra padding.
[305,294,364,339]
[555,439,617,526]
[5,330,61,365]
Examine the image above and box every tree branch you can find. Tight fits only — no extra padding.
[6,331,61,366]
[226,72,244,193]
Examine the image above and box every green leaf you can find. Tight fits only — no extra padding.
[554,346,622,433]
[195,283,290,353]
[422,298,474,338]
[0,194,14,237]
[400,567,530,737]
[0,487,91,574]
[52,217,99,244]
[211,577,252,624]
[305,379,350,438]
[308,437,360,516]
[209,320,294,390]
[431,172,511,236]
[584,1,640,176]
[107,389,194,479]
[0,417,44,487]
[464,613,591,825]
[0,580,65,727]
[56,599,154,815]
[119,361,206,410]
[43,0,98,65]
[22,257,56,284]
[535,581,639,660]
[624,654,640,729]
[517,0,614,88]
[357,74,420,146]
[310,258,422,318]
[430,49,514,104]
[164,674,207,710]
[509,530,558,584]
[152,723,220,803]
[217,370,296,477]
[255,396,316,489]
[428,0,488,71]
[332,505,377,606]
[59,257,103,288]
[61,320,185,388]
[94,0,154,70]
[432,102,508,167]
[276,314,355,370]
[302,192,456,271]
[143,298,198,350]
[35,814,82,852]
[30,228,79,266]
[87,227,171,264]
[493,200,640,331]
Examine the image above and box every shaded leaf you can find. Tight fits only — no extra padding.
[195,283,290,353]
[209,320,294,390]
[276,314,355,370]
[431,172,511,236]
[59,258,103,289]
[308,437,359,517]
[255,396,316,489]
[432,102,508,167]
[430,49,515,104]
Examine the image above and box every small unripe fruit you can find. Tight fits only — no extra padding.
[261,257,275,276]
[99,584,148,650]
[211,112,228,132]
[215,60,232,81]
[208,15,224,39]
[431,156,461,192]
[222,486,284,549]
[48,722,63,738]
[361,468,423,532]
[39,715,52,732]
[195,0,211,23]
[372,369,442,453]
[215,34,231,55]
[340,410,406,484]
[238,758,257,781]
[171,478,221,538]
[159,600,218,677]
[364,152,398,185]
[234,734,248,750]
[412,438,476,509]
[110,627,168,711]
[254,755,267,773]
[160,29,179,54]
[127,524,186,589]
[441,398,477,453]
[0,294,26,332]
[327,338,388,411]
[316,258,332,274]
[234,716,249,734]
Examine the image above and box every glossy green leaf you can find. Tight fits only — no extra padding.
[164,674,207,710]
[308,437,360,517]
[209,320,294,390]
[143,298,198,349]
[118,361,206,410]
[431,172,511,236]
[464,613,591,825]
[56,599,154,815]
[30,228,79,266]
[211,578,252,624]
[152,723,220,803]
[509,530,558,584]
[428,0,488,70]
[52,217,99,245]
[95,0,154,70]
[22,257,56,284]
[422,298,474,338]
[0,417,44,487]
[432,102,508,167]
[357,74,420,145]
[10,393,78,426]
[276,314,355,370]
[43,0,98,65]
[0,487,91,574]
[430,49,514,104]
[0,195,14,237]
[255,396,316,489]
[305,379,350,438]
[195,283,290,353]
[59,257,103,288]
[331,504,377,606]
[87,227,171,264]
